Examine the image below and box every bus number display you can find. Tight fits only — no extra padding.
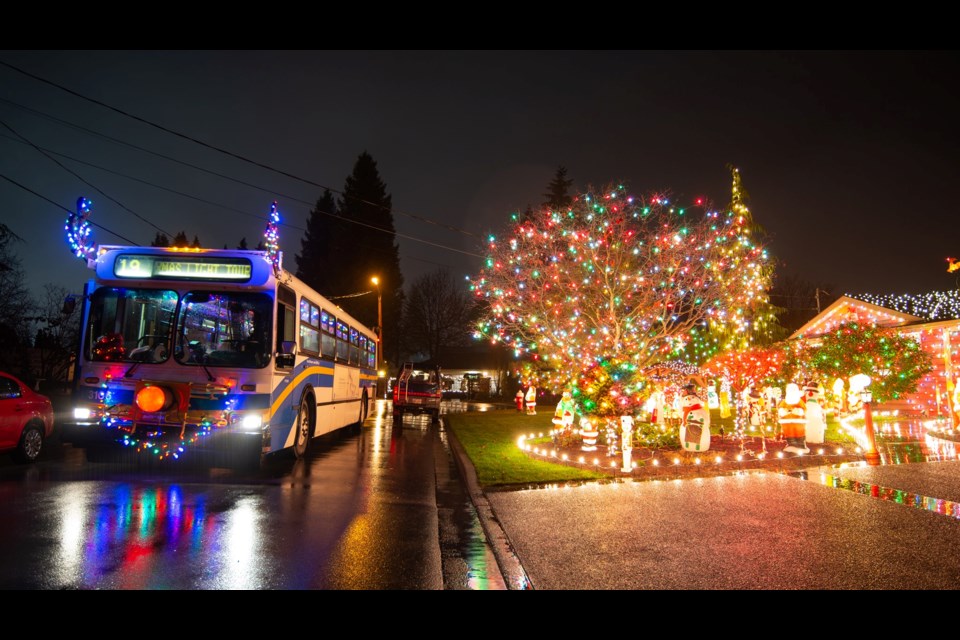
[115,255,252,281]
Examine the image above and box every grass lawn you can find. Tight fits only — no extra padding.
[446,405,860,488]
[444,409,609,486]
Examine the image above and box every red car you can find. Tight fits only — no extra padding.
[0,371,55,463]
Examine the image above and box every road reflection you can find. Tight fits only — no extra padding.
[840,414,959,464]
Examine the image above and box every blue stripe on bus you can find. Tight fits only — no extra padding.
[269,359,335,417]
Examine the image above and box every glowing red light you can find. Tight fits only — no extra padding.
[136,386,170,413]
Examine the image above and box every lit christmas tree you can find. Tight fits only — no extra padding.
[675,168,784,365]
[470,170,774,388]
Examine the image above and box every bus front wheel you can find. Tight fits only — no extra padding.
[293,394,313,458]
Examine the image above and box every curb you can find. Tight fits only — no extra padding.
[444,424,533,590]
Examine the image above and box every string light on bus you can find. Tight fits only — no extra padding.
[65,196,97,261]
[264,200,281,272]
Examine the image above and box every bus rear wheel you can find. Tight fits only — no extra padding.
[293,394,313,458]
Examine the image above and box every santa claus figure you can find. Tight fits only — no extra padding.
[779,383,808,455]
[804,381,827,445]
[525,385,537,415]
[679,385,711,452]
[580,417,599,452]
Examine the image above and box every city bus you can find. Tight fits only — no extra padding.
[66,243,378,468]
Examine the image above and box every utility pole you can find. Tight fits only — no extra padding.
[815,288,827,314]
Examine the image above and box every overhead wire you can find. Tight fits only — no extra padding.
[0,172,137,244]
[0,117,173,238]
[0,60,481,239]
[0,97,484,259]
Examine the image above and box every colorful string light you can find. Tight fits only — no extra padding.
[264,200,281,271]
[64,197,97,261]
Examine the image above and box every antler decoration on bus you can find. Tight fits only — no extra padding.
[264,200,281,273]
[947,257,960,273]
[65,197,97,262]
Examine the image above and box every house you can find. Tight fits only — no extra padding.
[790,290,960,422]
[413,344,521,398]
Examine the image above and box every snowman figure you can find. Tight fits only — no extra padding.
[679,385,711,452]
[804,381,826,445]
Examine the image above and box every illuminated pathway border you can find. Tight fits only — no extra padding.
[517,413,960,523]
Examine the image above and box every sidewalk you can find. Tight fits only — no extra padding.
[445,412,960,589]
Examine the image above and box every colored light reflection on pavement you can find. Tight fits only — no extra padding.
[805,417,960,522]
[816,470,960,521]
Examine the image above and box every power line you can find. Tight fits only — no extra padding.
[0,173,137,244]
[0,59,481,239]
[0,117,172,237]
[0,95,315,209]
[0,117,483,258]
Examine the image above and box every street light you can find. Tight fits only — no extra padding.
[371,276,383,396]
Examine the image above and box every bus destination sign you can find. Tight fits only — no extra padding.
[114,254,252,281]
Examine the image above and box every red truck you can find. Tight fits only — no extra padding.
[392,362,443,424]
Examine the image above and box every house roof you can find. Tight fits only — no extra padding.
[845,290,960,322]
[790,290,960,339]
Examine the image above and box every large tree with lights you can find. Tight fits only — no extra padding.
[469,170,775,393]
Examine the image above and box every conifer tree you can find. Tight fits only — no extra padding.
[295,190,337,294]
[543,165,574,210]
[334,152,404,366]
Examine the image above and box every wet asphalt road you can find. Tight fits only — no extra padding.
[4,402,960,590]
[0,400,504,589]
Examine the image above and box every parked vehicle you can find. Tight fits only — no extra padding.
[392,362,443,424]
[0,371,55,463]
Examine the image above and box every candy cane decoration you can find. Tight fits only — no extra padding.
[65,197,97,261]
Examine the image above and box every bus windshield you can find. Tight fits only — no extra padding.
[174,291,273,368]
[84,287,179,363]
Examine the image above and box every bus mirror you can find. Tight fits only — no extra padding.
[277,341,297,368]
[62,296,76,315]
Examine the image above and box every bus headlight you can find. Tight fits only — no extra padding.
[230,412,265,433]
[74,408,92,420]
[241,414,263,431]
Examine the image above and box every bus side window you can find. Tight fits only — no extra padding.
[276,285,297,369]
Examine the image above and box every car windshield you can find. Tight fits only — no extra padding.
[174,291,273,368]
[84,287,178,363]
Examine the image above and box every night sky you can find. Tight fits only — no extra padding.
[2,50,958,305]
